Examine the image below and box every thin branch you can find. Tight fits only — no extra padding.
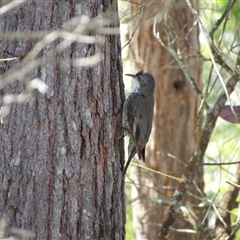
[186,0,239,121]
[0,0,27,16]
[160,51,240,239]
[0,13,119,119]
[122,3,146,49]
[202,161,240,166]
[153,13,203,99]
[215,164,240,239]
[164,16,203,99]
[226,180,240,189]
[0,15,117,89]
[209,0,236,41]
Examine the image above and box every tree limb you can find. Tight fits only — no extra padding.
[159,48,240,240]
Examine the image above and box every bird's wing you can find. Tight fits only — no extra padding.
[124,92,152,159]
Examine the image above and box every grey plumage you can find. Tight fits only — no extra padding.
[123,71,155,174]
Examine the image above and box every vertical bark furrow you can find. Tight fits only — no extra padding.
[0,1,124,239]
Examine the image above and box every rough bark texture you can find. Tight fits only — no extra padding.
[128,1,203,239]
[0,1,125,240]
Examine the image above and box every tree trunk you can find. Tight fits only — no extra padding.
[0,1,125,239]
[128,1,203,239]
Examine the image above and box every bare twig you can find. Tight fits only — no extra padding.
[186,0,239,120]
[153,9,203,99]
[0,0,27,16]
[164,15,203,99]
[226,180,240,189]
[0,12,119,118]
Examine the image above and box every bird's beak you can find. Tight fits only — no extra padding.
[125,73,136,78]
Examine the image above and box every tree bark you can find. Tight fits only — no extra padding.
[0,1,125,239]
[127,1,203,239]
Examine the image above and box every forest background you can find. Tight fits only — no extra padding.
[0,0,240,240]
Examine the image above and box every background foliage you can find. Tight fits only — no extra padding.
[119,0,240,239]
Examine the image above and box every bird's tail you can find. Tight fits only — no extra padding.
[123,137,136,175]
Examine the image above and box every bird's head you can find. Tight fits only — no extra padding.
[125,71,155,95]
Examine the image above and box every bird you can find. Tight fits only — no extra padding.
[123,71,155,174]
